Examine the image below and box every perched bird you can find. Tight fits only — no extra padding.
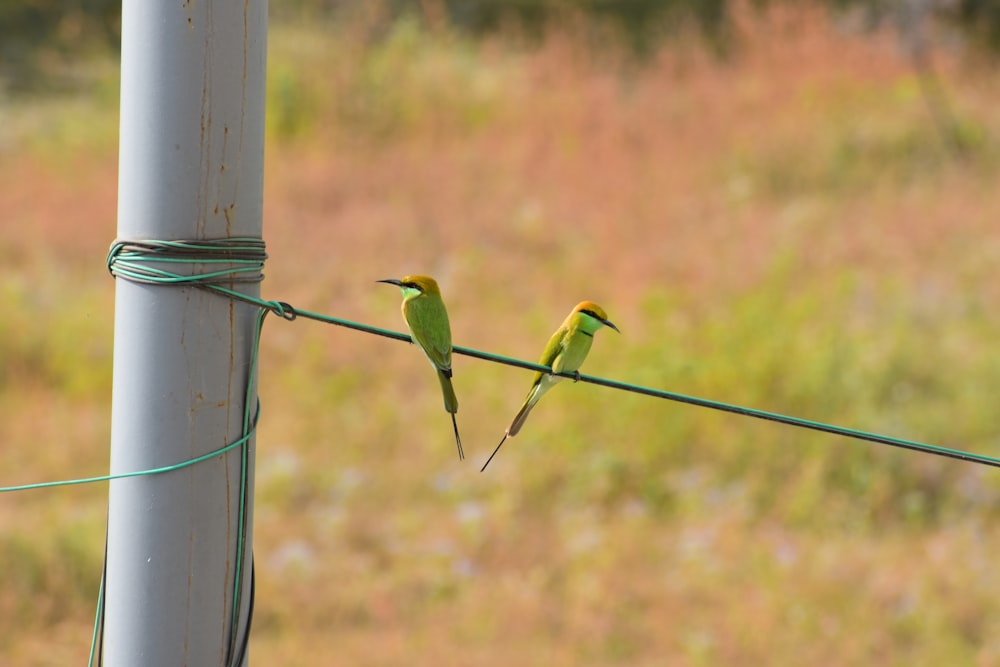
[377,275,464,460]
[481,300,619,471]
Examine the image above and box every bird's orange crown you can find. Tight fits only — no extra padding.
[400,275,441,295]
[573,301,608,321]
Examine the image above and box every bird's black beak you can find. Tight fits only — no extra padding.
[376,279,403,287]
[603,319,621,334]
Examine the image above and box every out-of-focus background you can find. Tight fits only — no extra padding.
[2,1,1000,664]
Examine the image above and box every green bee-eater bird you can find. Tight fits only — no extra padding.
[378,275,464,460]
[481,300,619,471]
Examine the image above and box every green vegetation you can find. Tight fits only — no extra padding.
[267,19,512,143]
[3,8,1000,665]
[7,0,1000,92]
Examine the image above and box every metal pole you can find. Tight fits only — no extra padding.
[105,0,267,665]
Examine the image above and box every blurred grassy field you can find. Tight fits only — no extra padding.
[3,6,1000,665]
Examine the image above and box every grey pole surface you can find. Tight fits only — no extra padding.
[105,1,267,665]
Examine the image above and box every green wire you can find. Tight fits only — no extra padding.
[106,239,263,667]
[243,303,1000,469]
[5,237,999,666]
[87,560,104,667]
[227,306,268,664]
[5,237,993,494]
[0,426,255,493]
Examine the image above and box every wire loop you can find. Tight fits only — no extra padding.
[272,301,297,321]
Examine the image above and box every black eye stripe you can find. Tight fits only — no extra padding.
[580,309,600,320]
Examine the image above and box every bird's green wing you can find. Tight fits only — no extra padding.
[404,294,453,372]
[506,325,568,436]
[531,325,569,385]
